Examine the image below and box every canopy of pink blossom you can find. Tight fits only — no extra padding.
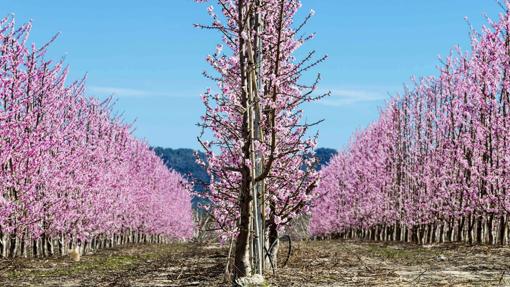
[311,3,510,237]
[0,17,194,242]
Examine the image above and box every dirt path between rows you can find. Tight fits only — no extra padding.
[1,240,510,286]
[271,240,510,286]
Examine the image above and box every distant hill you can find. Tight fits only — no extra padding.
[315,148,338,170]
[152,147,209,188]
[153,147,337,206]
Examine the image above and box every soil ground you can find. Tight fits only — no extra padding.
[1,240,510,286]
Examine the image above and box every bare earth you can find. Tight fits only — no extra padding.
[1,240,510,286]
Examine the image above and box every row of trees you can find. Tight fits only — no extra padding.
[311,4,510,245]
[0,17,194,258]
[196,0,324,280]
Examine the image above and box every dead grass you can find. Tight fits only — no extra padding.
[1,240,510,286]
[267,240,510,286]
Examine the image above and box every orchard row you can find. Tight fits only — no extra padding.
[311,4,510,245]
[0,17,193,258]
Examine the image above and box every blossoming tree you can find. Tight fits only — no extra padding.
[0,16,194,258]
[311,3,510,245]
[196,0,325,279]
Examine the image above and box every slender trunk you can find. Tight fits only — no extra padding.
[431,223,436,243]
[446,220,453,242]
[411,226,418,243]
[476,216,483,244]
[59,234,65,256]
[32,239,38,258]
[20,234,27,258]
[46,236,54,256]
[456,217,465,242]
[266,221,279,272]
[488,214,494,245]
[499,215,506,245]
[419,225,426,244]
[0,233,5,258]
[9,233,17,258]
[467,215,474,244]
[233,184,252,279]
[439,222,444,243]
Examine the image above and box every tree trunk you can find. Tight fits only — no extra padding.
[266,221,279,272]
[411,226,418,243]
[233,183,252,279]
[0,233,6,258]
[499,215,506,245]
[9,233,17,258]
[46,236,54,256]
[20,235,27,258]
[32,239,38,258]
[456,217,465,242]
[439,222,444,243]
[476,216,483,244]
[430,223,436,243]
[488,214,494,245]
[59,234,65,256]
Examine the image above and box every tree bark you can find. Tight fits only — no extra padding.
[233,181,253,279]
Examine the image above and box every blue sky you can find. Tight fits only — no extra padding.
[2,0,502,150]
